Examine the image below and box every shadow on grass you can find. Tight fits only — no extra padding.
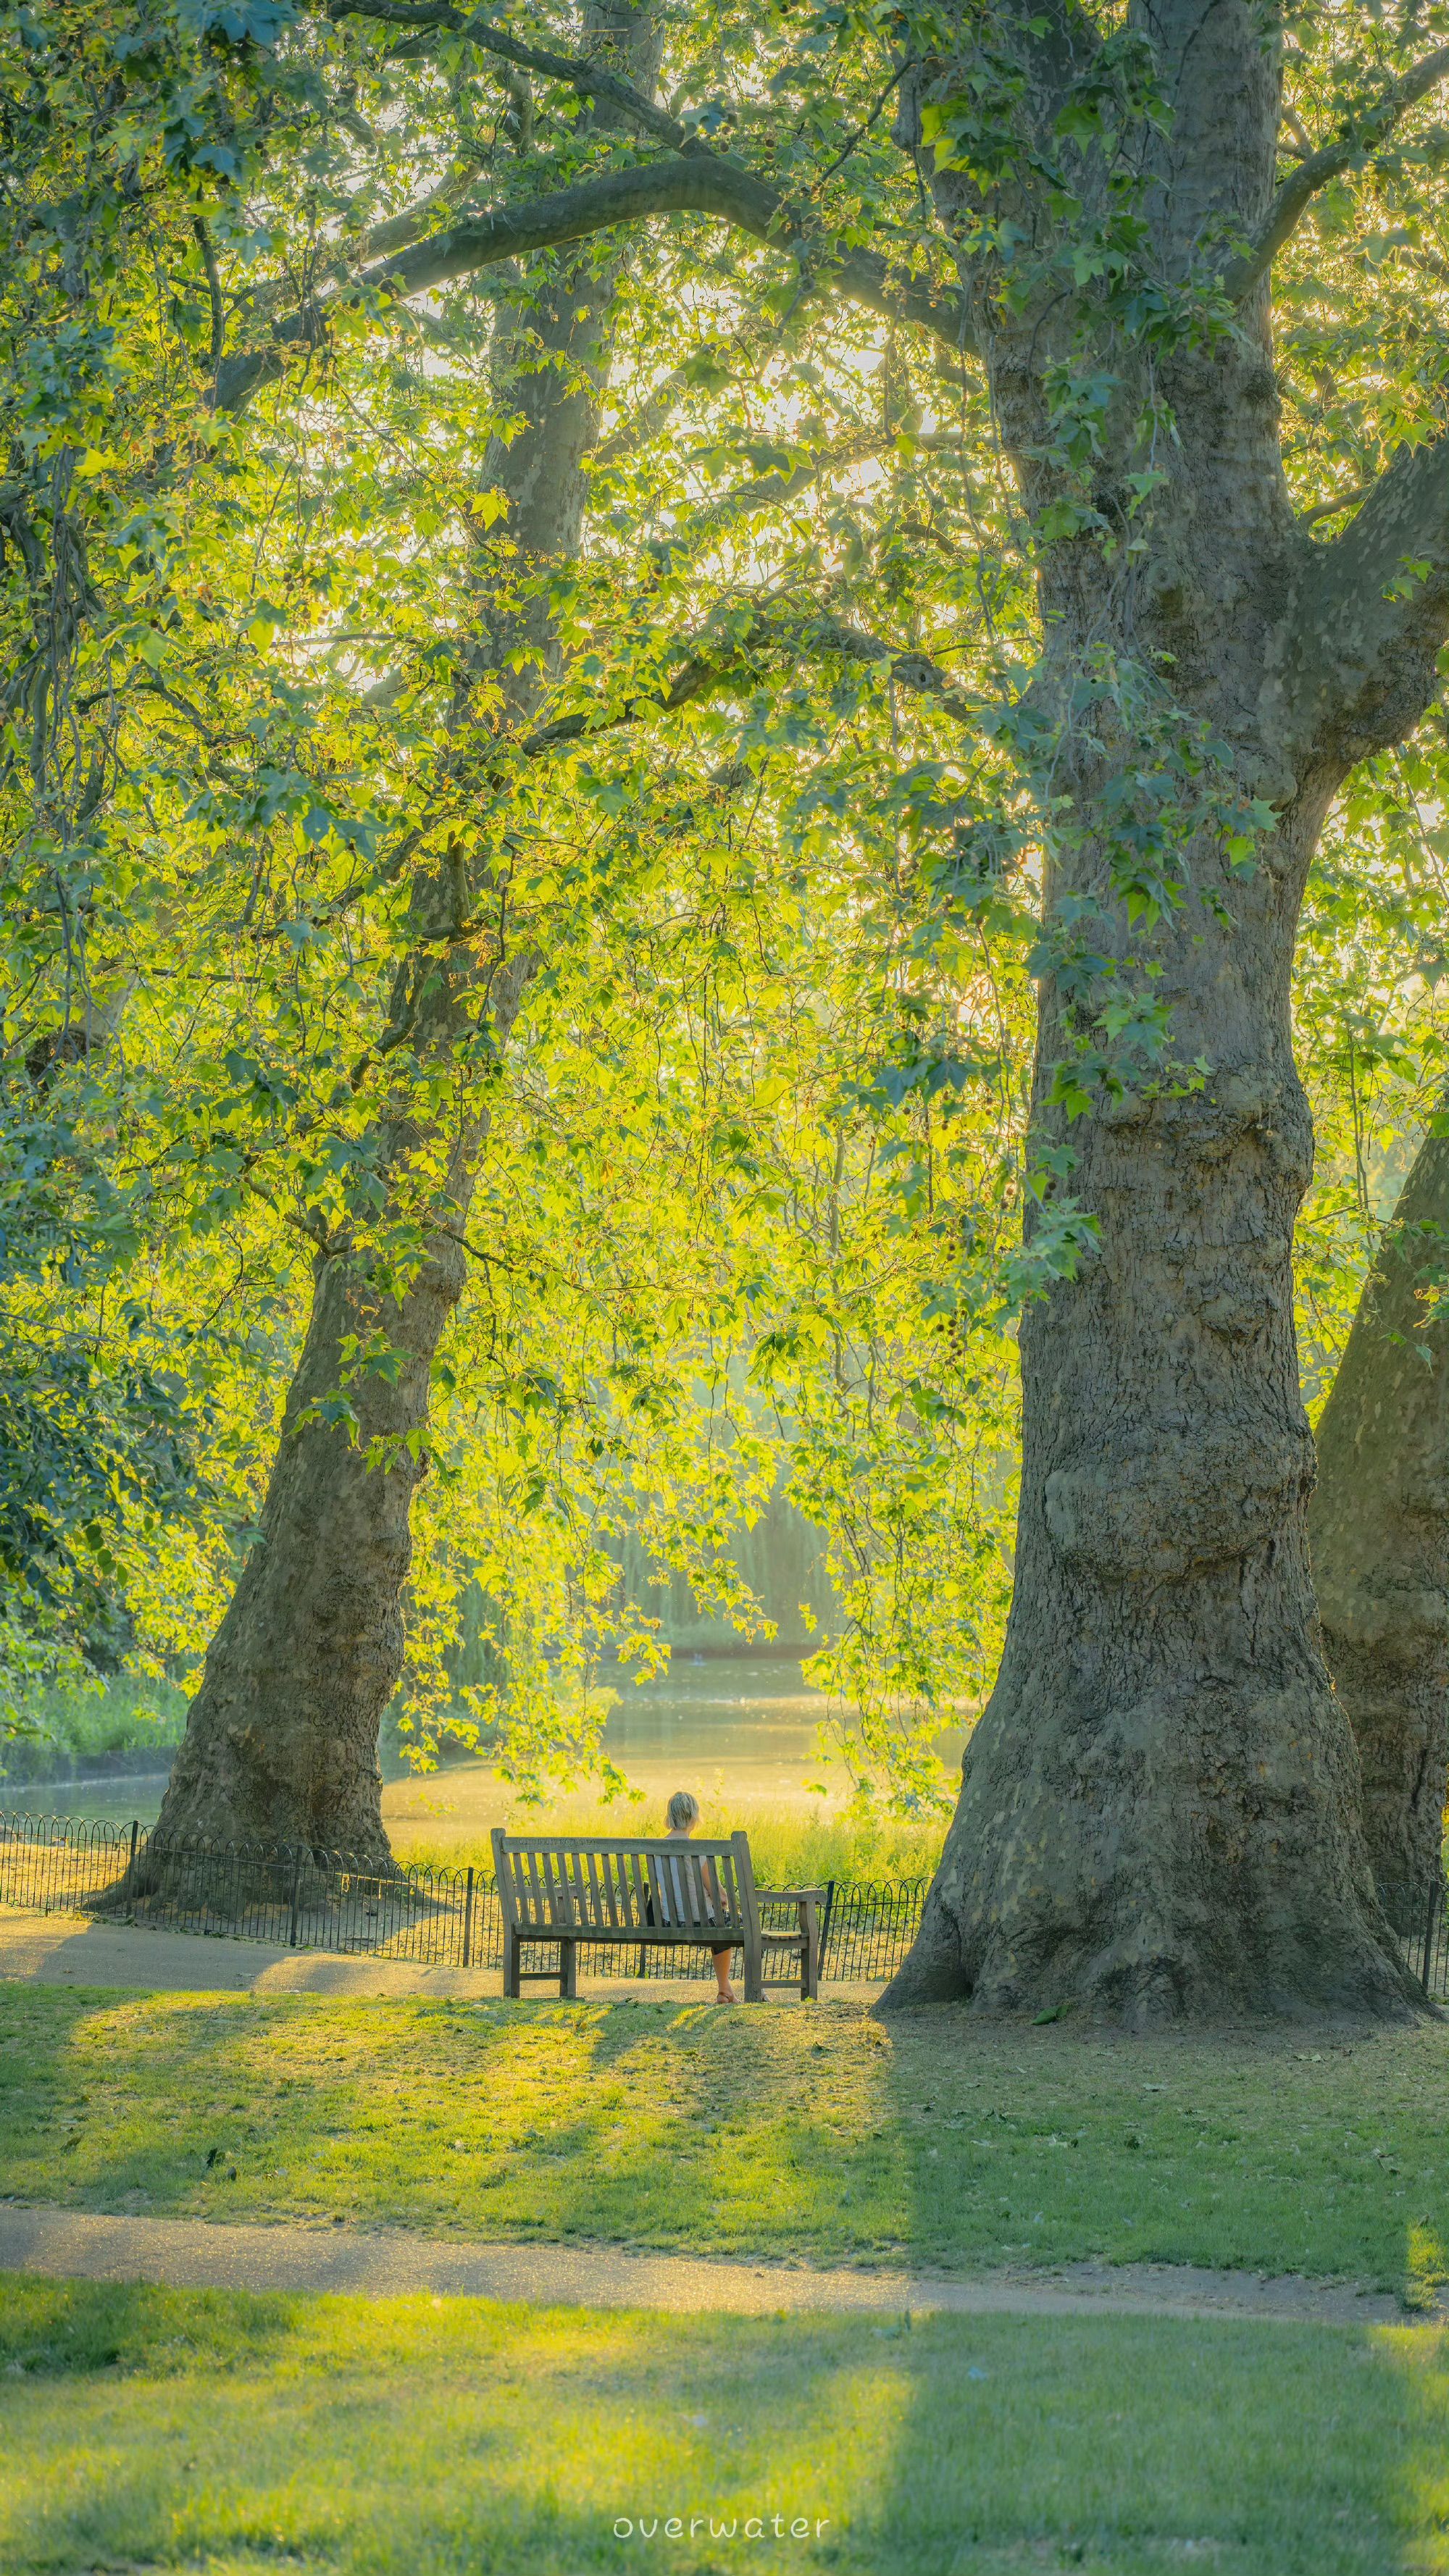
[843,2007,1440,2576]
[7,1988,1449,2569]
[0,2273,889,2575]
[0,2270,299,2374]
[5,2267,1448,2576]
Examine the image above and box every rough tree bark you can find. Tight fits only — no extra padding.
[1308,1111,1449,1934]
[880,1,1449,2020]
[135,4,656,1868]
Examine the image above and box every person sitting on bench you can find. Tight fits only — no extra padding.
[659,1789,737,2004]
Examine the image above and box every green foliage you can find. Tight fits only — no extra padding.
[0,1671,186,1781]
[0,0,1443,1807]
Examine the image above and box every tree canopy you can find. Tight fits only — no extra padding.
[0,0,1445,1939]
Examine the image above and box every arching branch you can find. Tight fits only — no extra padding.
[343,603,991,907]
[1289,429,1449,769]
[214,152,972,413]
[519,603,983,758]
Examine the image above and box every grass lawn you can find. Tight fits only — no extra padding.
[4,1984,1449,2296]
[1,2270,1444,2575]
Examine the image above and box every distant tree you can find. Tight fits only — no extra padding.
[129,1,663,1867]
[0,1061,207,1730]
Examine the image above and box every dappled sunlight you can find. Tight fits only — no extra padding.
[9,1995,1449,2564]
[0,2281,922,2574]
[12,1988,1449,2295]
[1,2278,1440,2573]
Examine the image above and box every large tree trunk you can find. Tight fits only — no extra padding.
[882,1,1429,2021]
[135,7,657,1869]
[133,971,522,1868]
[1309,1112,1449,1935]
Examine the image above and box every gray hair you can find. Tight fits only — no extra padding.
[667,1789,700,1831]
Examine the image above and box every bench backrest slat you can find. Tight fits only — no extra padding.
[584,1847,607,1932]
[550,1848,572,1930]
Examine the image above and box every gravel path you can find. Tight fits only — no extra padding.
[0,1906,877,2003]
[0,2204,1414,2326]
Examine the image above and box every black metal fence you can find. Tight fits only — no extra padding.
[0,1811,924,1986]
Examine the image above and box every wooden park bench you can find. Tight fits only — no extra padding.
[490,1827,822,2002]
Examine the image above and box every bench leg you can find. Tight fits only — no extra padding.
[559,1939,577,2000]
[743,1930,763,2004]
[503,1927,521,2001]
[803,1923,819,2001]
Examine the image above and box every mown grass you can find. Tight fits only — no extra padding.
[0,2270,1442,2574]
[4,1985,1449,2293]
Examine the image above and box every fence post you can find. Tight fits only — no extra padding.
[288,1849,304,1949]
[462,1865,475,1970]
[127,1818,139,1922]
[819,1879,836,1981]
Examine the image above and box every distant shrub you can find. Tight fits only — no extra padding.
[390,1790,942,1886]
[0,1675,187,1783]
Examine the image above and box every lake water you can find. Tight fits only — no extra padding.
[0,1655,964,1836]
[0,1772,174,1831]
[600,1654,845,1788]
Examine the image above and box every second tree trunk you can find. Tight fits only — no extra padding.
[1309,1112,1449,1935]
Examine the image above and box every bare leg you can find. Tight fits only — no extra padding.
[714,1947,737,2003]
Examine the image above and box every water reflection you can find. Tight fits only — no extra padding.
[598,1652,963,1783]
[0,1655,964,1836]
[598,1652,843,1791]
[0,1772,172,1830]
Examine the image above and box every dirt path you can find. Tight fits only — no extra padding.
[0,2204,1417,2327]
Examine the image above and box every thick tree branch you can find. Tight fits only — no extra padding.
[192,217,224,367]
[327,0,685,149]
[1289,430,1449,769]
[1227,43,1449,301]
[1300,481,1373,528]
[346,605,988,896]
[214,153,970,412]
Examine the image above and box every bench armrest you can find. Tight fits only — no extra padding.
[756,1887,822,1945]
